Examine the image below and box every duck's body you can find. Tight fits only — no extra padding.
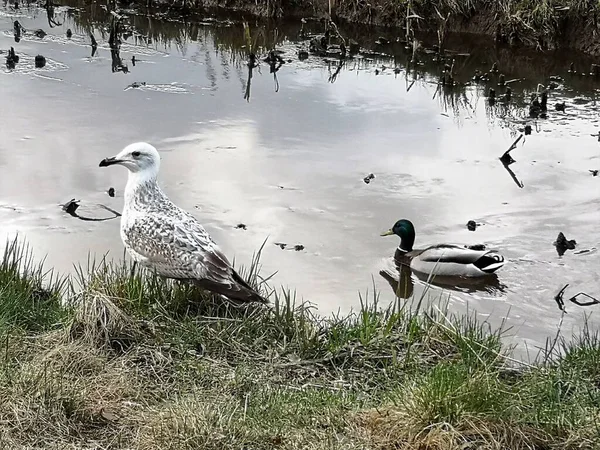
[382,219,505,279]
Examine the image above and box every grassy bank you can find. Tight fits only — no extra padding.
[140,0,600,56]
[1,238,600,449]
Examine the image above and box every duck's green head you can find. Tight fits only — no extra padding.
[381,219,415,252]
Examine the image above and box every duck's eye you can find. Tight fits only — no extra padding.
[132,151,141,158]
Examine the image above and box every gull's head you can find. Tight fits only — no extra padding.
[99,142,160,177]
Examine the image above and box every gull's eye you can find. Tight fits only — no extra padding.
[132,151,141,158]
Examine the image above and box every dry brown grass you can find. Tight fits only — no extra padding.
[358,408,558,450]
[1,240,600,449]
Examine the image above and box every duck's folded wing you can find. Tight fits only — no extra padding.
[412,245,504,276]
[419,244,498,264]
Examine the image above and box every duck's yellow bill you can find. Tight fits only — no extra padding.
[380,229,394,236]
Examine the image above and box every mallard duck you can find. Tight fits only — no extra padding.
[380,219,505,278]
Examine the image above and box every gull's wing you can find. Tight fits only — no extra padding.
[123,209,265,302]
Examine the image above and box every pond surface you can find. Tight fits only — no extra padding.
[1,0,600,358]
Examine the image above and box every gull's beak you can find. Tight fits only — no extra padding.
[99,156,121,167]
[380,229,395,237]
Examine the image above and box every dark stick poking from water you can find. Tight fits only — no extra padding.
[499,134,524,188]
[13,20,21,42]
[264,50,284,92]
[43,0,61,28]
[244,54,257,102]
[328,60,344,83]
[554,283,600,312]
[242,21,259,102]
[90,33,98,57]
[109,13,128,73]
[61,199,121,222]
[554,284,568,311]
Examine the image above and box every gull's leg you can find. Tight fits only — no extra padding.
[130,261,138,279]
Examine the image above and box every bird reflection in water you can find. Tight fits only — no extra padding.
[380,256,506,299]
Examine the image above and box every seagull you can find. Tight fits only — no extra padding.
[99,142,266,303]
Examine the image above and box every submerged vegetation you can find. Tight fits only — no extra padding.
[1,238,599,449]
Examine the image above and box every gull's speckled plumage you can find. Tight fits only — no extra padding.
[99,142,266,303]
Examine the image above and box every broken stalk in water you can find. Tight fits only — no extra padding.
[555,284,600,312]
[499,134,525,188]
[61,199,121,222]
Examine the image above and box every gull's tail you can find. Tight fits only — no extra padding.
[194,270,267,304]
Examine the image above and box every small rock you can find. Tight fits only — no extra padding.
[62,199,80,215]
[375,69,380,75]
[235,223,247,230]
[363,173,375,184]
[553,232,577,256]
[298,50,308,60]
[590,170,598,177]
[35,55,46,68]
[125,81,146,90]
[107,187,115,197]
[33,29,46,39]
[555,102,566,112]
[294,244,305,251]
[467,220,477,231]
[539,92,548,111]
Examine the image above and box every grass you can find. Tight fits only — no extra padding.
[0,238,600,449]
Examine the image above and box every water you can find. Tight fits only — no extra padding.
[1,0,600,358]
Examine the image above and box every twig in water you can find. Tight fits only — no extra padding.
[570,292,600,307]
[554,283,600,312]
[499,134,525,188]
[97,204,122,217]
[432,83,441,100]
[500,134,524,164]
[500,161,524,188]
[328,60,343,83]
[554,284,568,312]
[61,199,121,222]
